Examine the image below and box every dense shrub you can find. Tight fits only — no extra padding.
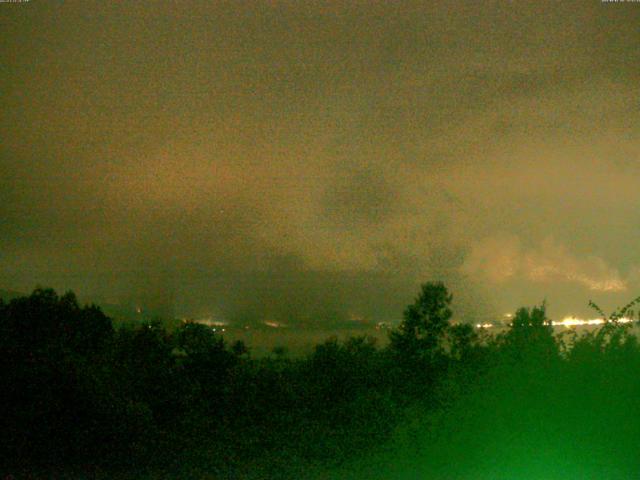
[2,285,640,479]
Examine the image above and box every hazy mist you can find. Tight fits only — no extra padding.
[2,1,639,323]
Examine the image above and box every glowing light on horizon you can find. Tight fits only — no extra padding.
[264,321,285,328]
[182,317,228,327]
[476,317,634,329]
[552,316,633,328]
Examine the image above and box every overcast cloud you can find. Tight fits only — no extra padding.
[1,1,639,322]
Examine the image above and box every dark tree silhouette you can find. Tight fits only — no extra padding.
[1,288,112,356]
[389,281,453,362]
[6,284,640,479]
[447,322,479,362]
[498,303,558,364]
[231,339,249,356]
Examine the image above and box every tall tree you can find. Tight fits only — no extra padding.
[499,303,558,363]
[389,282,453,363]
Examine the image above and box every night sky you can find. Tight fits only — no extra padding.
[2,1,639,324]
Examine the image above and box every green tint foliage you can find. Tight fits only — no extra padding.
[496,303,559,364]
[389,281,453,362]
[4,286,640,479]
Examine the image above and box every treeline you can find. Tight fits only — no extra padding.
[2,284,640,479]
